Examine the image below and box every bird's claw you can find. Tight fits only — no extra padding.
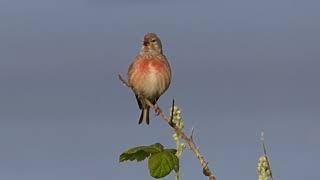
[155,106,161,116]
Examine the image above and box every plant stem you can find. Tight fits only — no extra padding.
[119,74,217,180]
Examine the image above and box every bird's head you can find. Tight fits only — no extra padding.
[140,33,163,54]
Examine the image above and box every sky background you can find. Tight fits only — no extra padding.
[0,0,320,179]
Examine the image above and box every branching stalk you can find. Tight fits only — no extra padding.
[119,74,217,180]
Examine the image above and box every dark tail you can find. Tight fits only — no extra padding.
[138,108,150,125]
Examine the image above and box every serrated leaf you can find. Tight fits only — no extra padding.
[148,151,179,178]
[164,148,177,155]
[164,148,179,172]
[149,143,164,152]
[120,150,150,162]
[172,154,179,173]
[119,143,164,162]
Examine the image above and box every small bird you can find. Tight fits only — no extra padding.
[128,33,172,125]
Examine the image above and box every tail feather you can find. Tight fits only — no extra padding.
[138,108,150,125]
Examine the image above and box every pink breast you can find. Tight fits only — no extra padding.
[137,59,167,73]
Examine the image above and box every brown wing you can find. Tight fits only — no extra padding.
[128,56,145,109]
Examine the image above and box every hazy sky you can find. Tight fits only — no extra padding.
[0,0,319,179]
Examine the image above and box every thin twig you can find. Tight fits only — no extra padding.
[168,99,176,128]
[190,127,195,140]
[261,131,274,180]
[118,74,131,87]
[118,74,216,180]
[170,99,175,123]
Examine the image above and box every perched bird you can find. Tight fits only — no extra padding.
[128,33,172,125]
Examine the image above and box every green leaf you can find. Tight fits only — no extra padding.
[148,151,179,178]
[164,148,179,172]
[119,143,164,162]
[149,143,164,152]
[172,154,179,173]
[164,148,177,155]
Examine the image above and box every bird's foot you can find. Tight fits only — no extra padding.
[155,105,161,116]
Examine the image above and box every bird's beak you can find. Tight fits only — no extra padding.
[143,41,149,46]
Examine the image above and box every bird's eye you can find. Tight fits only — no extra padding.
[151,39,156,43]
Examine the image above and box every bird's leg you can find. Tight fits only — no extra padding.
[140,95,161,116]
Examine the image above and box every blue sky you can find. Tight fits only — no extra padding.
[0,0,319,179]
